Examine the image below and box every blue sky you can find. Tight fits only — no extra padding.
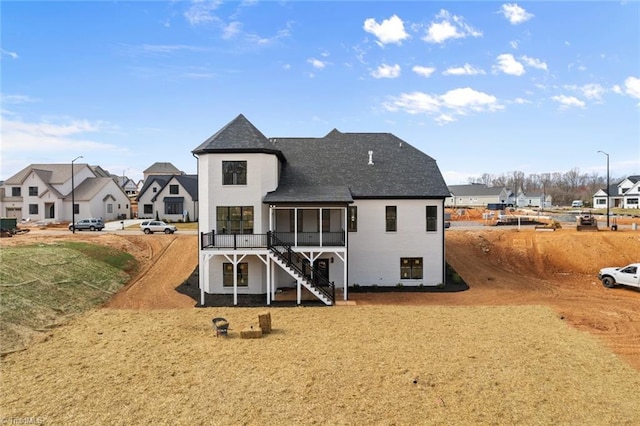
[2,1,639,185]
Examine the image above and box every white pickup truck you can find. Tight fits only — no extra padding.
[598,263,640,289]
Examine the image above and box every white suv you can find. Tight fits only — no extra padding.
[140,220,177,234]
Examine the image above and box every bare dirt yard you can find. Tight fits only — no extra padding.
[1,227,639,424]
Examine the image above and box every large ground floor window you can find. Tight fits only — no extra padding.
[165,200,183,215]
[223,263,248,287]
[400,257,423,279]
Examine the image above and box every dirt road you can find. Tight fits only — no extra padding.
[104,234,197,309]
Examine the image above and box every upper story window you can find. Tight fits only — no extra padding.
[426,206,437,232]
[153,187,157,193]
[12,187,21,197]
[29,186,38,196]
[347,206,357,232]
[217,206,253,234]
[385,206,397,232]
[169,184,179,194]
[223,161,247,185]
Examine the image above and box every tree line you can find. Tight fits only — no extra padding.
[466,168,624,207]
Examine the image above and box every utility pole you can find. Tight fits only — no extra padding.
[597,151,610,228]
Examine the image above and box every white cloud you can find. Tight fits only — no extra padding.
[625,76,640,99]
[422,10,482,44]
[1,48,19,59]
[443,63,485,76]
[245,26,291,46]
[494,54,525,76]
[521,55,547,71]
[371,63,401,79]
[412,66,436,78]
[140,44,206,54]
[184,1,222,25]
[223,21,242,39]
[384,92,440,114]
[383,87,502,123]
[552,95,585,109]
[363,15,409,45]
[0,115,123,153]
[308,58,327,69]
[1,94,37,104]
[510,40,519,49]
[513,97,531,104]
[440,87,501,112]
[435,114,456,125]
[580,84,606,100]
[563,83,606,101]
[500,3,534,25]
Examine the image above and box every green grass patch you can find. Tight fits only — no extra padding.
[60,241,137,274]
[0,243,138,353]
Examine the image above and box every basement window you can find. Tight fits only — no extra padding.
[223,263,248,287]
[401,257,423,280]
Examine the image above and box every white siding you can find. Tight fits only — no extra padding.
[348,199,445,287]
[198,153,279,233]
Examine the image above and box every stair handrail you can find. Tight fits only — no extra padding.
[268,232,335,303]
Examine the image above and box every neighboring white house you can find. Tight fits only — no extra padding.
[192,114,450,306]
[0,163,131,222]
[593,175,640,209]
[136,173,198,221]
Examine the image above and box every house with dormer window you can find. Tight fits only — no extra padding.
[192,114,450,306]
[593,175,640,209]
[0,163,130,222]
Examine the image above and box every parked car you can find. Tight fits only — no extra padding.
[69,218,104,231]
[140,220,177,234]
[598,263,640,289]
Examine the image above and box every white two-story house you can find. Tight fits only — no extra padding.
[192,114,450,306]
[0,163,130,223]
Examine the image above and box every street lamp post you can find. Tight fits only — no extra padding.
[71,156,83,233]
[597,150,610,228]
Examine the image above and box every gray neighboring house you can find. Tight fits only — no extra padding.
[446,184,552,208]
[193,114,450,306]
[137,173,198,221]
[446,184,512,207]
[0,163,131,222]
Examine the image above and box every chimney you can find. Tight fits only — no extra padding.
[368,150,374,165]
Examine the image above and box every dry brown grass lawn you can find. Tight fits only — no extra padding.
[2,306,640,425]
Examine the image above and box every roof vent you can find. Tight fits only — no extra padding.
[368,150,374,166]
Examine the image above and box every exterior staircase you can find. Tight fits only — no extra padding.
[267,232,335,306]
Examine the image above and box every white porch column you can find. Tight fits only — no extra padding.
[319,207,323,247]
[267,257,271,305]
[294,207,298,246]
[297,279,301,305]
[233,253,238,306]
[199,252,206,306]
[343,206,348,300]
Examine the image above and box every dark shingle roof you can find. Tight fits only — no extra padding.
[265,130,449,201]
[136,175,171,201]
[193,116,450,203]
[192,114,284,160]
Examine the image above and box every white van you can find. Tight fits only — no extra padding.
[571,200,584,208]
